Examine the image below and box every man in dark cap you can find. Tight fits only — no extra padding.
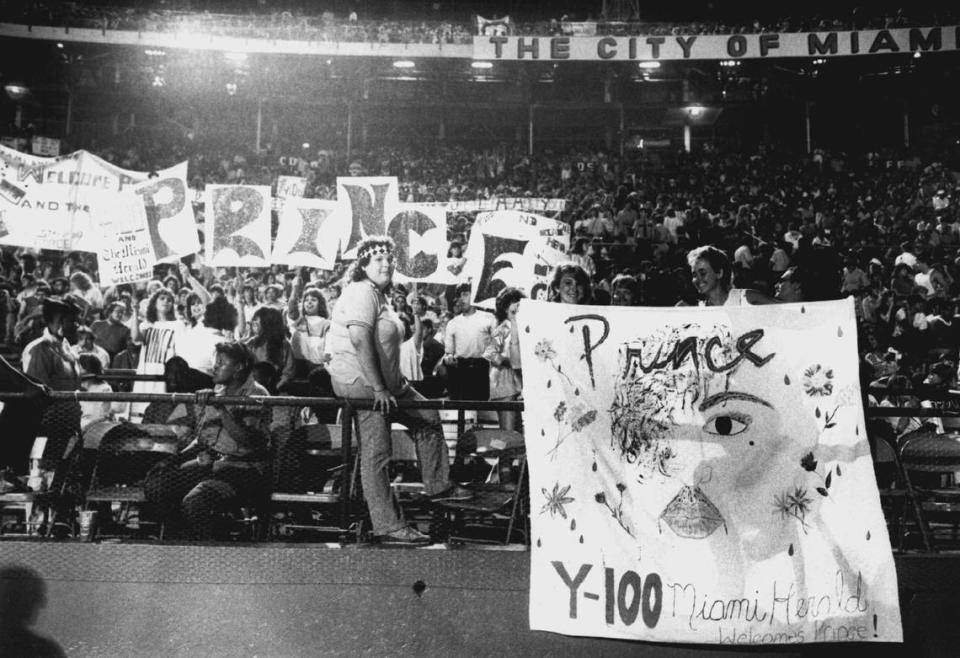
[20,297,82,468]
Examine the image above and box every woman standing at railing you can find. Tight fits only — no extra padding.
[484,287,525,432]
[327,236,471,544]
[129,288,182,416]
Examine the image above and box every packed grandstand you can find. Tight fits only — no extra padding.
[0,0,958,547]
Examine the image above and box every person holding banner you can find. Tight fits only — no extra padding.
[548,263,594,305]
[686,245,776,306]
[484,287,525,432]
[130,288,182,403]
[328,236,472,544]
[286,269,335,408]
[443,283,497,402]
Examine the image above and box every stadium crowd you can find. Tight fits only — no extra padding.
[0,135,958,538]
[0,1,956,43]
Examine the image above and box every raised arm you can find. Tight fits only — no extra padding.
[287,268,305,322]
[179,262,211,305]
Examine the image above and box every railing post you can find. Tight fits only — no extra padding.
[339,400,353,533]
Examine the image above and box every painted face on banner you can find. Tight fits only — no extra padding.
[608,323,817,546]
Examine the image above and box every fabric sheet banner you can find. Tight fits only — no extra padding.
[133,174,201,263]
[0,145,185,252]
[518,298,902,645]
[335,177,459,284]
[474,26,959,61]
[204,185,272,267]
[464,211,570,307]
[271,198,343,269]
[272,175,306,211]
[436,197,567,214]
[90,189,157,287]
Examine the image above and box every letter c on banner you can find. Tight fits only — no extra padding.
[387,209,439,279]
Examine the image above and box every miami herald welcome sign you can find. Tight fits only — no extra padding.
[519,299,901,644]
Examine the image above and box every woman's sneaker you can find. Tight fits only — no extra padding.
[379,525,431,545]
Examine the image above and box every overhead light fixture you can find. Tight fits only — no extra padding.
[56,42,64,49]
[225,82,238,95]
[471,61,493,69]
[145,49,166,57]
[638,61,661,70]
[4,83,29,100]
[393,60,415,69]
[686,105,705,118]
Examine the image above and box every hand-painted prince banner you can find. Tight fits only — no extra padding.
[519,299,901,644]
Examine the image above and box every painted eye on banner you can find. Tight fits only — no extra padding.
[702,414,750,437]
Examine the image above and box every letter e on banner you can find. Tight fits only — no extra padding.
[471,233,530,305]
[205,184,271,267]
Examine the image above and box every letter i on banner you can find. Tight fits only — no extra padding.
[271,198,344,269]
[205,185,272,267]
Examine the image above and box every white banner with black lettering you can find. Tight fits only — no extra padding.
[519,299,901,644]
[0,145,185,252]
[463,211,571,307]
[474,26,958,61]
[204,185,272,267]
[90,189,158,287]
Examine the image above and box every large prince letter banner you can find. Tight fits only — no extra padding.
[519,299,902,645]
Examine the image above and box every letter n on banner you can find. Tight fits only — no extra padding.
[204,185,272,267]
[336,176,398,259]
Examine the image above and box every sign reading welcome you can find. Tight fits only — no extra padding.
[474,26,956,61]
[519,299,902,644]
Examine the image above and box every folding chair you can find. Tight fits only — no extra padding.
[435,428,528,545]
[897,429,960,552]
[269,421,362,541]
[83,421,180,539]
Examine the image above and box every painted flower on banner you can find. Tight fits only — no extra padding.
[571,409,598,432]
[802,364,834,397]
[553,401,568,423]
[541,482,575,520]
[535,339,557,362]
[773,486,814,532]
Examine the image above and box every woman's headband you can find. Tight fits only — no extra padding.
[358,242,393,261]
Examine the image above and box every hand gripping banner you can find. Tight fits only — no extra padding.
[518,299,902,644]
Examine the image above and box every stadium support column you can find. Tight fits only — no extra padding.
[346,103,353,161]
[903,104,910,149]
[619,104,624,159]
[683,121,691,153]
[255,98,263,153]
[804,102,813,154]
[65,90,72,136]
[528,104,534,156]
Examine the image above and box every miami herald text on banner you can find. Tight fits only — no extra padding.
[518,299,901,644]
